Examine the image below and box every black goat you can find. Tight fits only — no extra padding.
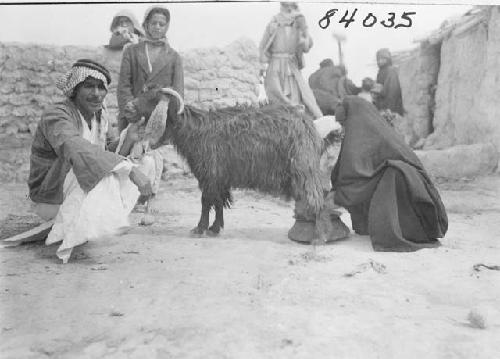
[162,89,324,236]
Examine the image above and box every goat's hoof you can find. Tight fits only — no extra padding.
[190,227,206,237]
[206,228,220,237]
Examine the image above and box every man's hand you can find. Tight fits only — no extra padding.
[124,100,138,121]
[118,117,145,157]
[125,117,146,143]
[129,167,153,197]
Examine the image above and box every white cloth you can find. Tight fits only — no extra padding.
[256,82,268,105]
[116,125,164,194]
[45,112,139,263]
[313,116,341,138]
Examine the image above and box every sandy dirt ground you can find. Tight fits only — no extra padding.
[1,175,500,359]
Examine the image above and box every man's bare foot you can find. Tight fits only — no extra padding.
[139,214,155,226]
[146,195,161,214]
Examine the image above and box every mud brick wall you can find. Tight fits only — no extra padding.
[395,7,500,153]
[392,7,500,176]
[0,38,260,182]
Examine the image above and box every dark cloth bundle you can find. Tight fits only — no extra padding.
[331,96,448,251]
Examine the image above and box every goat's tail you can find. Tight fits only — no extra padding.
[290,123,325,215]
[290,158,324,214]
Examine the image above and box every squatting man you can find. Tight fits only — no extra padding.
[23,59,154,263]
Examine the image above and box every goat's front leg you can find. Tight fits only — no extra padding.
[190,194,210,236]
[207,203,224,236]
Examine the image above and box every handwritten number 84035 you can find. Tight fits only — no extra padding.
[319,9,416,29]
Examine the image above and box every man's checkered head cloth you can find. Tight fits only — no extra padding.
[56,59,112,97]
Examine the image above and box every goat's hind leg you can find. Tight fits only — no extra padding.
[207,203,224,236]
[190,194,211,236]
[208,188,230,236]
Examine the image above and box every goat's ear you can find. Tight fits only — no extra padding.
[167,97,179,120]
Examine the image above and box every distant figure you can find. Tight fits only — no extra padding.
[259,2,322,119]
[308,58,332,88]
[107,10,144,50]
[358,77,375,103]
[308,59,359,115]
[308,59,341,115]
[375,48,404,116]
[336,64,360,98]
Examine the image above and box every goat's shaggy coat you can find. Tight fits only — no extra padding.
[165,100,324,235]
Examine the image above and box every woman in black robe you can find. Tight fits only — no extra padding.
[331,96,448,251]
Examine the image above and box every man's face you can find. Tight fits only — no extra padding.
[377,56,389,68]
[73,77,107,116]
[146,13,169,40]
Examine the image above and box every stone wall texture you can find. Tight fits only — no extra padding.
[0,38,260,182]
[394,6,500,176]
[426,7,500,151]
[395,44,440,147]
[3,10,500,185]
[416,143,498,180]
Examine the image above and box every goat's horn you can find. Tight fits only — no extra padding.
[160,88,185,115]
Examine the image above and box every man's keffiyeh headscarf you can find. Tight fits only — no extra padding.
[56,59,112,97]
